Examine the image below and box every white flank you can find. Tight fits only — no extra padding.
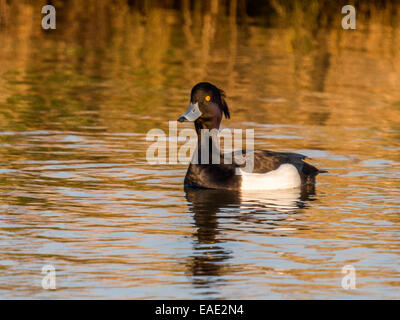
[240,163,301,190]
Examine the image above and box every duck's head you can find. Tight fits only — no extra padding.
[177,82,230,130]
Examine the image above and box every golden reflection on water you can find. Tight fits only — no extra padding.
[0,0,399,298]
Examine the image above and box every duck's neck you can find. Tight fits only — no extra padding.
[194,117,220,135]
[193,119,221,165]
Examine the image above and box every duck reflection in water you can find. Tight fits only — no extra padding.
[184,184,315,294]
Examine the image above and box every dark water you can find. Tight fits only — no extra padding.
[0,1,400,299]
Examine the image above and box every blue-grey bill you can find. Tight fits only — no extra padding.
[177,102,202,122]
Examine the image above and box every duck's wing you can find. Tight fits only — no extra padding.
[275,151,307,160]
[232,149,319,180]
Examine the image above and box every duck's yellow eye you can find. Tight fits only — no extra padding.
[205,95,211,102]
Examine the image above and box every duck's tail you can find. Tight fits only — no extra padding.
[301,161,327,185]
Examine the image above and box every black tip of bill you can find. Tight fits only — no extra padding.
[177,116,187,122]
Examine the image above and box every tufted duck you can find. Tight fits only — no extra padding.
[177,82,323,190]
